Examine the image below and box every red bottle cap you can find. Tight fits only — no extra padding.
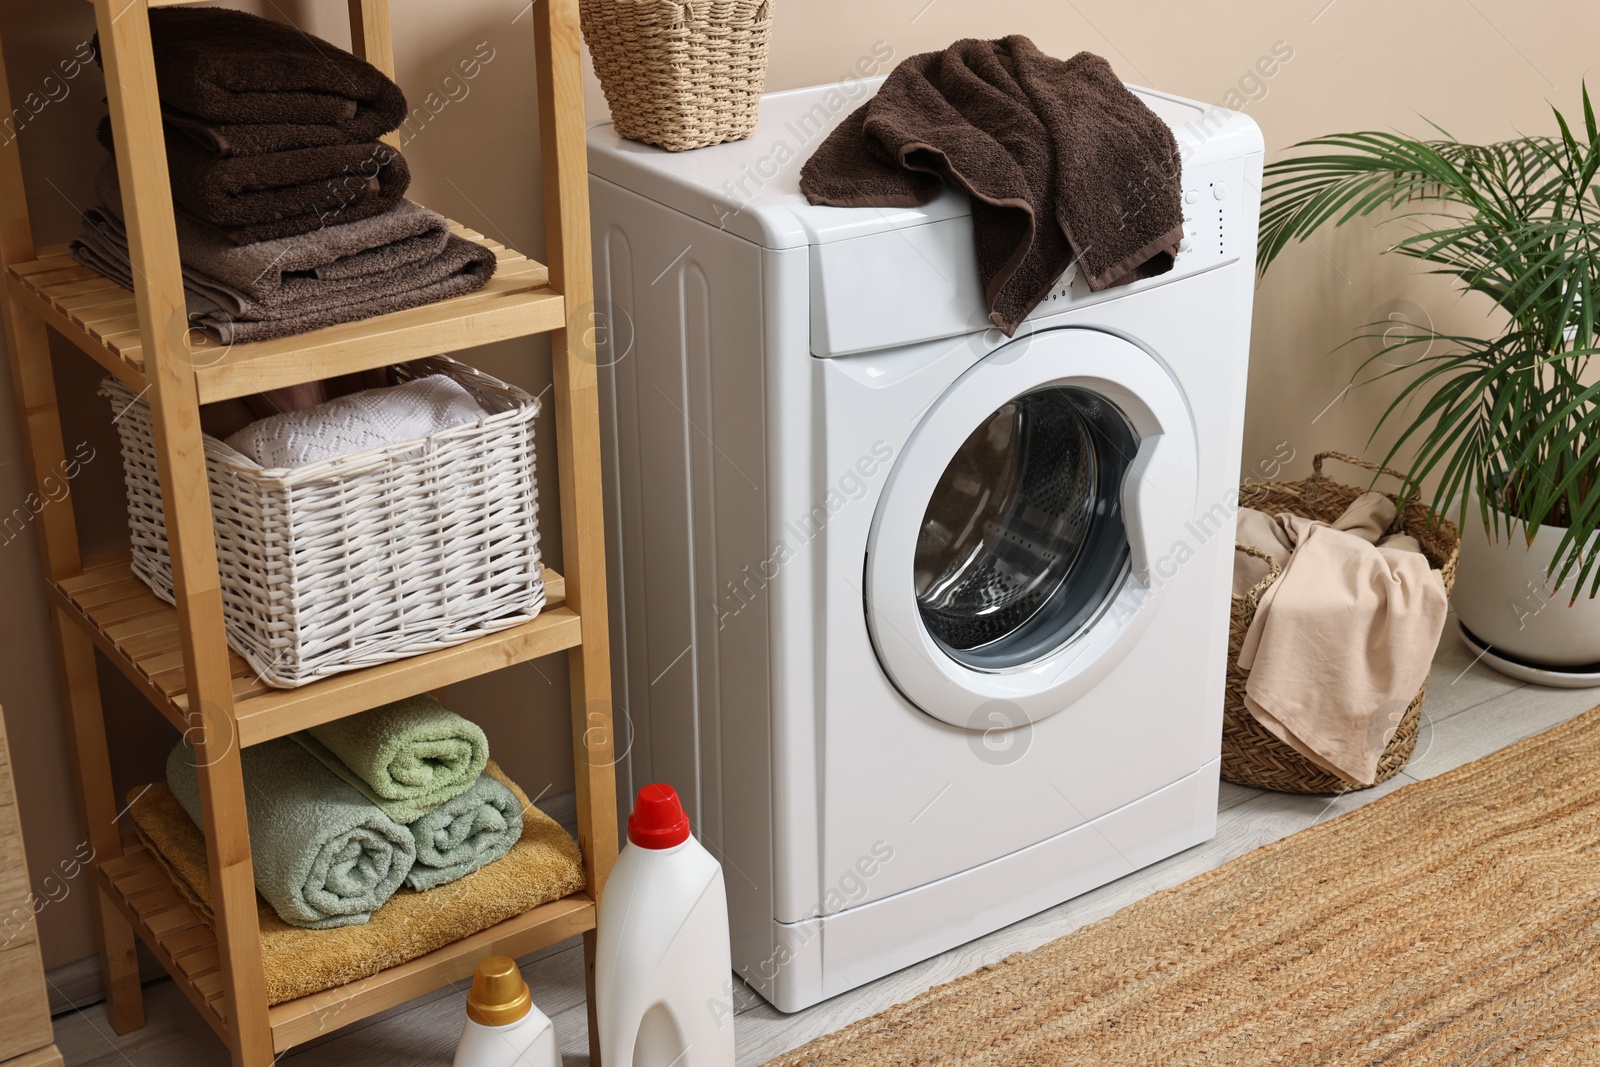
[628,783,691,849]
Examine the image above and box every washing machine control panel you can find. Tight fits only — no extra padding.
[808,157,1251,358]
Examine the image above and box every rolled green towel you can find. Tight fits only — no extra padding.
[405,766,524,891]
[166,738,415,929]
[292,695,489,824]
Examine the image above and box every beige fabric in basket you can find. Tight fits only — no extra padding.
[1235,492,1449,786]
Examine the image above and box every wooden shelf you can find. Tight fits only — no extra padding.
[96,846,597,1055]
[5,220,566,405]
[1,2,615,1062]
[49,552,583,746]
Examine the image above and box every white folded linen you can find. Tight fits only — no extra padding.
[225,374,484,469]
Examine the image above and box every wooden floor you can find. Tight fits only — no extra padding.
[49,620,1600,1067]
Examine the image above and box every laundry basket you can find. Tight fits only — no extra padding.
[1223,451,1460,793]
[580,0,774,151]
[101,356,545,688]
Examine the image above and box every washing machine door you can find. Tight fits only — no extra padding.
[865,327,1198,728]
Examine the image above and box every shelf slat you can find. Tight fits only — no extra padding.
[97,849,230,1043]
[96,844,595,1054]
[266,895,595,1052]
[51,552,581,746]
[6,220,566,404]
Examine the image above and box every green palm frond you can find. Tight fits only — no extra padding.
[1260,84,1600,595]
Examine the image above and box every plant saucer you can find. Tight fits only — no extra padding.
[1457,620,1600,689]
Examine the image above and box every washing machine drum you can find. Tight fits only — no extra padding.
[915,387,1135,670]
[864,327,1198,728]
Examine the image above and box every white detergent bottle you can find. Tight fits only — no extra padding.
[453,955,563,1067]
[597,783,735,1067]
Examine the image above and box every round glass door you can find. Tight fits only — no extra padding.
[913,386,1135,671]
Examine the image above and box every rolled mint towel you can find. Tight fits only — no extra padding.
[292,695,490,824]
[222,375,485,469]
[406,765,525,891]
[99,7,408,141]
[166,738,415,929]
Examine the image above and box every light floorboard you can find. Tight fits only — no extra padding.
[48,629,1600,1067]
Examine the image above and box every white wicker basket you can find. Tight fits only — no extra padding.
[101,356,545,688]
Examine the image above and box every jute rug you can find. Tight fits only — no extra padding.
[765,707,1600,1066]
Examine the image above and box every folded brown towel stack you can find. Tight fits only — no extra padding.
[93,8,411,242]
[801,38,1184,335]
[74,188,496,344]
[131,7,406,145]
[97,119,410,242]
[78,7,496,343]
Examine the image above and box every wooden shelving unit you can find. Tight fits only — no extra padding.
[0,2,618,1065]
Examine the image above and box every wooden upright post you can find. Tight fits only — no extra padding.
[0,20,145,1037]
[533,0,618,1059]
[93,2,272,1063]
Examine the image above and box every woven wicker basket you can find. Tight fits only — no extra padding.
[1224,451,1460,794]
[101,356,545,689]
[581,0,774,151]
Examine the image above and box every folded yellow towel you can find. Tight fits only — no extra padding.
[129,760,585,1005]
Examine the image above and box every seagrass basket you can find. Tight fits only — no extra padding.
[580,0,774,151]
[1224,451,1460,793]
[101,356,545,688]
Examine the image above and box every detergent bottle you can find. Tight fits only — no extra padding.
[597,783,734,1067]
[452,955,563,1067]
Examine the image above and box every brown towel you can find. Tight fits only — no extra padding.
[96,7,407,142]
[85,169,449,304]
[72,189,497,345]
[800,38,1183,335]
[1235,493,1449,785]
[159,107,369,157]
[96,127,410,241]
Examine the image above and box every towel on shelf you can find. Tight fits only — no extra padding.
[1234,492,1449,785]
[158,107,384,157]
[83,172,449,304]
[128,761,586,1005]
[800,38,1183,335]
[166,738,416,930]
[96,131,410,239]
[72,170,497,344]
[102,7,407,142]
[291,695,491,823]
[405,771,525,891]
[220,374,485,469]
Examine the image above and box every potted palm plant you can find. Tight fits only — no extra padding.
[1258,87,1600,677]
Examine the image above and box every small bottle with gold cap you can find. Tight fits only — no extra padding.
[452,955,562,1067]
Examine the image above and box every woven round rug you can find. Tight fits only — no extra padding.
[763,706,1600,1066]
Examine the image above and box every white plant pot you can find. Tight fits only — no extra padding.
[1452,497,1600,668]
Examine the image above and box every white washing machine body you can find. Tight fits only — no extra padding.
[589,79,1262,1012]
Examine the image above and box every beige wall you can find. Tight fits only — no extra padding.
[0,0,1591,971]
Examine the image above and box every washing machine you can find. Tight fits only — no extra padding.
[588,78,1262,1012]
